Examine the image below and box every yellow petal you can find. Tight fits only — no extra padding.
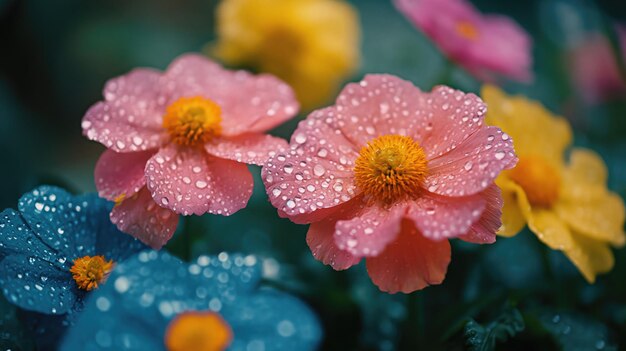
[563,148,608,187]
[496,177,530,236]
[527,208,615,283]
[561,233,614,283]
[481,85,572,164]
[527,208,575,251]
[555,191,626,247]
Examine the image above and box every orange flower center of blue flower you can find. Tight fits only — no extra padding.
[163,97,222,147]
[456,21,479,41]
[70,255,114,291]
[354,135,428,204]
[165,311,233,351]
[508,156,561,208]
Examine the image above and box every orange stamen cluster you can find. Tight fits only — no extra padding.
[163,96,222,147]
[70,255,114,291]
[456,21,479,41]
[165,311,233,351]
[354,135,428,204]
[508,156,561,208]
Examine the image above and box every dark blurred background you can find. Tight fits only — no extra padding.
[1,0,626,350]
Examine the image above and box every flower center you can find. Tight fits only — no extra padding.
[165,311,233,351]
[508,156,561,208]
[163,97,222,147]
[70,255,114,291]
[456,21,479,40]
[354,135,428,204]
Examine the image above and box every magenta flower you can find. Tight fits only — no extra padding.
[394,0,533,83]
[570,25,626,103]
[262,75,517,293]
[83,54,298,249]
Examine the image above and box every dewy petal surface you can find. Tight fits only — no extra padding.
[333,76,486,159]
[145,145,253,216]
[205,133,288,166]
[94,149,154,201]
[366,220,450,294]
[110,187,179,250]
[334,203,406,257]
[0,255,77,315]
[164,54,299,136]
[458,184,502,244]
[307,219,362,271]
[406,192,485,240]
[82,69,168,153]
[425,126,517,197]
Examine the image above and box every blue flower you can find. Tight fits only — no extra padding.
[0,185,147,316]
[61,251,322,351]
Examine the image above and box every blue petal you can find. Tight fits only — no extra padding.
[226,289,322,351]
[0,254,78,314]
[17,186,94,261]
[0,208,58,262]
[60,251,319,351]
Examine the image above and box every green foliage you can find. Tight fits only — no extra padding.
[464,306,525,351]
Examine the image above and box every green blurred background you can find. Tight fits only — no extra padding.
[1,0,626,350]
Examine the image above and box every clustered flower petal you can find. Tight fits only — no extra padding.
[394,0,533,83]
[483,85,626,282]
[262,75,517,293]
[83,54,299,249]
[61,251,322,351]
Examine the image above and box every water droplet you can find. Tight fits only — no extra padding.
[286,200,296,209]
[313,164,326,176]
[495,151,506,160]
[195,180,208,189]
[294,133,307,144]
[464,161,473,171]
[283,164,294,174]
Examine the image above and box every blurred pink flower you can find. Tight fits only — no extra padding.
[83,54,298,249]
[394,0,533,83]
[262,75,517,293]
[570,25,626,103]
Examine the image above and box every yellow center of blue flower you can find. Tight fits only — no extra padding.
[165,311,232,351]
[354,135,428,204]
[163,97,222,147]
[70,255,114,291]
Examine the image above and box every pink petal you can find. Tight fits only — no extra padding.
[110,187,179,249]
[163,54,299,136]
[262,115,359,221]
[145,145,253,216]
[458,185,502,244]
[307,219,361,271]
[425,126,517,197]
[406,192,486,240]
[334,77,486,159]
[82,69,168,152]
[334,203,407,257]
[205,133,288,166]
[94,149,154,201]
[366,220,451,293]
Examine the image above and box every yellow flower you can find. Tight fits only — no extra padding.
[210,0,361,111]
[482,85,625,283]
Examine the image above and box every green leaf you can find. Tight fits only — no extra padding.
[537,311,617,351]
[464,306,525,351]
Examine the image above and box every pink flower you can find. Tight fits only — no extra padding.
[570,25,626,103]
[262,75,517,293]
[84,54,298,249]
[394,0,533,83]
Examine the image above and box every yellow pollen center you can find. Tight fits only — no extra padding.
[456,21,479,40]
[163,97,222,146]
[70,255,114,291]
[165,311,233,351]
[354,135,428,204]
[508,156,561,208]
